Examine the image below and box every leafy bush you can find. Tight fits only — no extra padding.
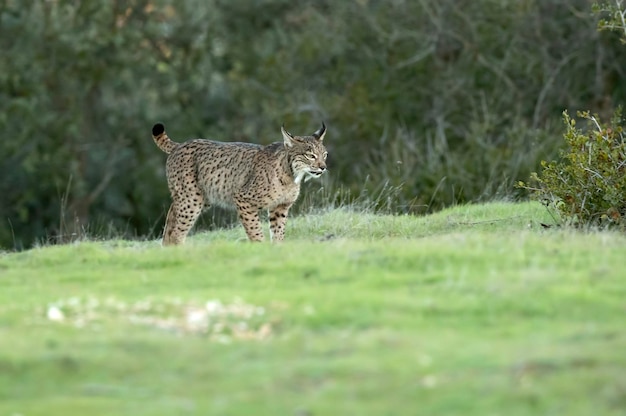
[520,109,626,226]
[594,1,626,38]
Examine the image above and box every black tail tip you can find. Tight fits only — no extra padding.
[152,123,165,136]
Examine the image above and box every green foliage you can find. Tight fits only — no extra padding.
[594,0,626,40]
[0,0,218,248]
[521,110,626,226]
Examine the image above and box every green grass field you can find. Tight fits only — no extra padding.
[1,202,625,415]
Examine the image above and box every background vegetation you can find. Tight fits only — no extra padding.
[2,0,626,249]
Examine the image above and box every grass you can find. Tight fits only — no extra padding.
[1,201,625,415]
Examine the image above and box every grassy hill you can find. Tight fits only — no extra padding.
[1,202,625,415]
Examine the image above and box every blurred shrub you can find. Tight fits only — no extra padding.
[213,0,626,212]
[0,0,219,248]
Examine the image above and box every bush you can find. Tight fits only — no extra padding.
[520,109,626,226]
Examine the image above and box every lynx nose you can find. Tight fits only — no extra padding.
[310,165,326,177]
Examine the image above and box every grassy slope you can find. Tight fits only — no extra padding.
[1,202,625,415]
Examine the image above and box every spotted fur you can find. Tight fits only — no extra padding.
[151,123,328,244]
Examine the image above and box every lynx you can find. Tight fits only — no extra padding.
[151,122,328,245]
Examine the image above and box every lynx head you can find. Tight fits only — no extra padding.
[281,123,328,184]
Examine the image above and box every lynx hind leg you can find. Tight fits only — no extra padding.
[269,203,291,242]
[235,202,264,242]
[162,203,179,245]
[162,189,204,246]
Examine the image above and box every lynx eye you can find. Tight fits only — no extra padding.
[305,153,317,160]
[323,152,328,160]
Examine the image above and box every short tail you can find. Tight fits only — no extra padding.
[151,123,177,154]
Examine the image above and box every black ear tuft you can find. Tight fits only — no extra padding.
[313,122,326,140]
[152,123,165,136]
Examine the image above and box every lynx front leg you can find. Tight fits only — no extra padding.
[236,203,264,242]
[269,203,291,242]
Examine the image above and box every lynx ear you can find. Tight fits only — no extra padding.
[281,124,296,147]
[312,122,326,141]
